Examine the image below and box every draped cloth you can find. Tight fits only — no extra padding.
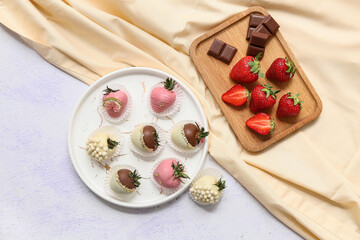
[1,1,360,239]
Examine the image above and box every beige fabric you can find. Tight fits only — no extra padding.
[1,0,360,239]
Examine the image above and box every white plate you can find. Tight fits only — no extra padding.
[68,67,208,208]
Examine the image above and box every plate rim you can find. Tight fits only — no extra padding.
[68,67,209,208]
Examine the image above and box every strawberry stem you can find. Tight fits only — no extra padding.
[195,122,209,144]
[214,178,226,191]
[247,53,264,78]
[287,92,303,109]
[260,83,280,99]
[285,57,297,78]
[103,86,119,95]
[162,78,177,91]
[107,138,119,150]
[171,161,190,183]
[129,170,142,188]
[270,118,276,134]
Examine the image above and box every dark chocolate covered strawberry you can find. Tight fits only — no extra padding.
[110,168,142,193]
[171,122,209,149]
[131,125,160,152]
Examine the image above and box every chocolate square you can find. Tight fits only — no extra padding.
[246,27,256,41]
[207,38,225,57]
[249,14,265,27]
[218,45,237,64]
[256,24,272,38]
[250,32,268,47]
[263,15,280,34]
[246,45,265,59]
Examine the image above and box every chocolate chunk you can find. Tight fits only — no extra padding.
[218,44,237,64]
[117,169,136,189]
[183,123,199,147]
[246,45,265,59]
[207,38,237,64]
[143,125,157,150]
[255,24,272,38]
[263,15,280,34]
[249,14,266,27]
[250,32,268,47]
[207,38,225,58]
[246,27,256,41]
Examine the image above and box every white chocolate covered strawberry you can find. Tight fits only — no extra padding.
[150,78,177,113]
[190,176,226,204]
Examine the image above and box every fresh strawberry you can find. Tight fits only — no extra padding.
[246,113,275,135]
[266,57,297,82]
[230,52,264,83]
[277,93,303,117]
[250,83,280,112]
[222,85,249,106]
[250,99,259,112]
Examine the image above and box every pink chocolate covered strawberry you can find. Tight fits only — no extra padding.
[150,78,177,113]
[266,57,297,82]
[102,86,128,118]
[277,93,303,117]
[153,159,189,189]
[230,53,264,83]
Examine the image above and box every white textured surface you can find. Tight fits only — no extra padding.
[0,26,302,240]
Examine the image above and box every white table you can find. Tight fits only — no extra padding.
[0,26,302,240]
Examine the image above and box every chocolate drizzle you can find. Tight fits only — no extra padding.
[117,169,136,189]
[183,123,199,147]
[143,125,157,150]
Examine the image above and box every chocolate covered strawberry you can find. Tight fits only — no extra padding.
[230,53,264,83]
[222,85,249,106]
[266,57,297,82]
[246,113,275,135]
[277,93,303,117]
[102,86,128,118]
[153,159,189,188]
[150,78,177,113]
[171,122,209,150]
[250,83,280,113]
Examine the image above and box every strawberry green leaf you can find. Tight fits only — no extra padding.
[270,118,276,134]
[248,55,264,78]
[287,92,303,109]
[162,78,177,91]
[214,178,226,191]
[255,52,263,61]
[261,83,280,99]
[129,170,142,188]
[103,86,119,95]
[107,138,119,150]
[171,161,190,183]
[285,57,297,78]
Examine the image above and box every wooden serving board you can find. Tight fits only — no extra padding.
[190,6,322,152]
